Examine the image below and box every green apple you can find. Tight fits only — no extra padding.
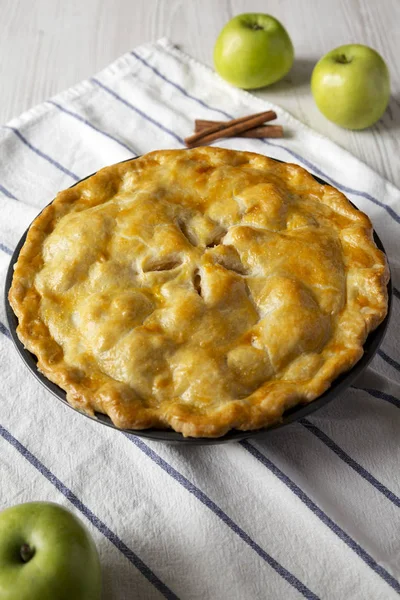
[0,502,101,600]
[213,13,294,89]
[311,44,390,129]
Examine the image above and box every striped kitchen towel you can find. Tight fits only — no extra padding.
[0,38,399,599]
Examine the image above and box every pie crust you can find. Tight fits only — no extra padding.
[9,148,389,437]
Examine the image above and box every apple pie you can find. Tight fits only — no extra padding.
[9,148,389,437]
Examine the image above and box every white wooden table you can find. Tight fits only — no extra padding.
[1,0,399,186]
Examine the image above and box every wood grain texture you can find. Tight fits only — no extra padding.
[0,0,398,186]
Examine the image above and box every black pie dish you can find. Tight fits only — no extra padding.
[4,157,392,445]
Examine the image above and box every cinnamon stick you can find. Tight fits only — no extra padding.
[195,119,283,139]
[184,110,277,148]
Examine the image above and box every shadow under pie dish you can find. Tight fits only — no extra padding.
[7,147,390,439]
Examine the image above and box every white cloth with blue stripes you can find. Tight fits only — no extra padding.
[0,38,399,600]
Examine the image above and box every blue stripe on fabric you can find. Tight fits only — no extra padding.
[126,434,319,600]
[362,387,400,409]
[378,349,400,372]
[0,321,11,339]
[91,78,184,145]
[3,126,79,181]
[47,100,138,156]
[0,242,12,255]
[300,419,400,508]
[0,183,17,200]
[240,440,400,594]
[129,51,400,225]
[131,51,232,120]
[0,423,179,600]
[260,139,400,224]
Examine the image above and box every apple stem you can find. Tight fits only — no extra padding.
[20,543,34,563]
[337,54,351,64]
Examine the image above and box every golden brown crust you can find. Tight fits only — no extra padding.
[9,147,389,437]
